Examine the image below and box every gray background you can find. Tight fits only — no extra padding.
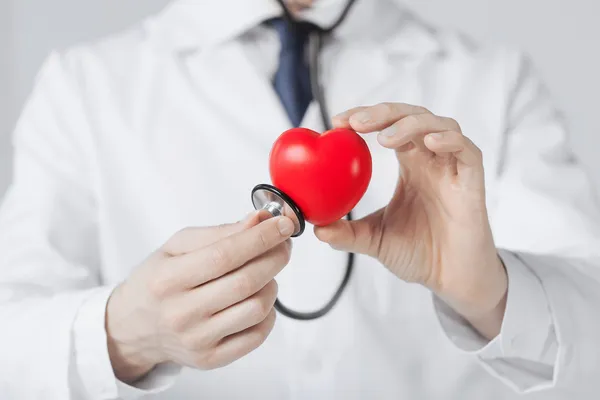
[1,0,599,198]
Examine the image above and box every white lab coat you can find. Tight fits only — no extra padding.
[1,0,600,399]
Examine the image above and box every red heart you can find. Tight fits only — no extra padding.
[269,127,372,226]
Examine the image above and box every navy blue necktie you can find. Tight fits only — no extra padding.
[270,18,314,127]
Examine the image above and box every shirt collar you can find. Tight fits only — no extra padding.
[146,0,443,57]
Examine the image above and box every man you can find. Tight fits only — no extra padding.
[1,0,599,398]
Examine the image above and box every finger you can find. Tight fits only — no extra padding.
[207,308,276,369]
[194,241,291,314]
[331,106,369,129]
[346,103,431,133]
[314,211,383,257]
[376,114,461,151]
[165,277,278,336]
[167,216,294,289]
[162,211,261,256]
[208,279,278,339]
[424,131,483,167]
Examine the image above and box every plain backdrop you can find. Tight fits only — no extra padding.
[1,0,599,199]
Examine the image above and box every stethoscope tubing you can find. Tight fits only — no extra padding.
[271,0,359,321]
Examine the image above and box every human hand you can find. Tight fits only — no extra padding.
[106,211,294,383]
[315,103,507,338]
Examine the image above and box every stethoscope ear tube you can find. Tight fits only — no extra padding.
[264,0,359,321]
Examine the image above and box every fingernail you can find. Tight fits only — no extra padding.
[353,111,371,124]
[428,132,444,140]
[277,218,294,236]
[379,126,396,137]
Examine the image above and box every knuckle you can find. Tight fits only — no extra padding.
[247,331,266,352]
[195,301,213,319]
[251,313,276,349]
[379,102,395,114]
[183,330,214,351]
[256,228,271,249]
[210,245,231,270]
[247,297,272,323]
[170,227,193,245]
[163,309,189,333]
[163,227,196,254]
[416,106,431,114]
[447,130,461,140]
[205,347,231,370]
[444,117,461,131]
[180,332,197,350]
[232,273,258,298]
[147,273,170,299]
[193,349,217,370]
[215,222,236,236]
[465,136,483,159]
[401,114,421,130]
[461,134,473,144]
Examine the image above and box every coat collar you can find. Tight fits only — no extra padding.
[146,0,443,57]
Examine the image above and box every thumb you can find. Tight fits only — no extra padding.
[314,213,382,257]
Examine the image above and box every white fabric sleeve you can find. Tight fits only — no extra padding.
[434,52,600,396]
[0,51,180,399]
[434,250,557,393]
[73,286,181,399]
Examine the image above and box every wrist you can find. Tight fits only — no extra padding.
[464,287,507,340]
[437,253,508,339]
[106,333,158,383]
[105,283,164,383]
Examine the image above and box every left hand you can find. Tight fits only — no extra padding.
[315,103,508,338]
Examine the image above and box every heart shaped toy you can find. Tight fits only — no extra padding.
[269,127,372,227]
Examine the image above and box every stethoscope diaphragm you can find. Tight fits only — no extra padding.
[251,184,305,237]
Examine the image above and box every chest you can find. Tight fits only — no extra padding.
[78,41,532,399]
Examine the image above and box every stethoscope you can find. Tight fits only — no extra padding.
[250,0,359,320]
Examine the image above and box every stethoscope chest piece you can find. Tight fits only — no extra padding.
[249,0,359,321]
[250,183,355,321]
[251,184,306,237]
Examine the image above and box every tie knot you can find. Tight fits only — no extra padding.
[269,18,317,52]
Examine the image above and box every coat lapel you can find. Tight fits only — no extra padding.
[151,0,443,138]
[191,42,293,148]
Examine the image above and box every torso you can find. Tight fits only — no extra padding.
[69,15,558,399]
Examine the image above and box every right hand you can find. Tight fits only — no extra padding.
[105,211,295,383]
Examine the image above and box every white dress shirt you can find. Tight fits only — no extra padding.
[1,0,600,398]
